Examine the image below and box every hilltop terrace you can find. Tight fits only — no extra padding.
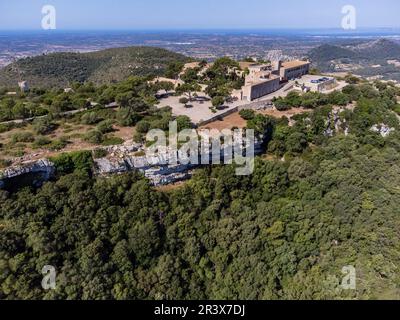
[153,59,314,125]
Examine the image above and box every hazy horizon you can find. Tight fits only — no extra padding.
[2,27,400,34]
[1,0,400,30]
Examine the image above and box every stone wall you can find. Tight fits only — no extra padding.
[197,106,240,127]
[248,78,281,101]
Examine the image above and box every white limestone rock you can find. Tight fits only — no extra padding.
[370,124,395,137]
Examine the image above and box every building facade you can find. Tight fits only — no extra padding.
[232,64,281,101]
[242,76,280,101]
[279,61,310,81]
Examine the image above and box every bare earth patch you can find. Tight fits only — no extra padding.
[200,112,247,131]
[113,125,135,141]
[200,107,311,131]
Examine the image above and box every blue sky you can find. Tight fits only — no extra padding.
[1,0,400,30]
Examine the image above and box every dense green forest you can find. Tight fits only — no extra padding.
[0,47,189,88]
[2,79,400,299]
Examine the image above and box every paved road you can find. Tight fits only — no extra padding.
[0,104,120,126]
[0,108,89,125]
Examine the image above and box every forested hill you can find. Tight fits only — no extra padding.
[0,47,189,88]
[308,38,400,71]
[2,81,400,299]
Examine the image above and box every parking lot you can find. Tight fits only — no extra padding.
[156,75,347,125]
[294,74,347,93]
[156,93,242,124]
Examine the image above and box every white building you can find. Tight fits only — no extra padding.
[278,60,310,81]
[233,64,280,101]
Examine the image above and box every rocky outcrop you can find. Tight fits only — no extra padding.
[370,124,395,137]
[94,137,264,186]
[95,150,206,186]
[324,108,349,137]
[0,159,55,189]
[0,135,265,189]
[95,156,194,185]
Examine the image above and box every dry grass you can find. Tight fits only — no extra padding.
[258,107,310,119]
[156,181,187,192]
[113,125,135,140]
[0,121,136,165]
[200,112,247,131]
[200,107,312,132]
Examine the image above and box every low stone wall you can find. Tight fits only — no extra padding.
[238,101,274,111]
[197,106,239,127]
[197,100,277,127]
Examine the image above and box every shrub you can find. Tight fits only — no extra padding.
[286,132,308,154]
[101,135,124,146]
[392,104,400,115]
[47,138,68,151]
[7,149,25,157]
[11,132,34,143]
[176,115,192,131]
[149,113,173,131]
[0,124,12,134]
[0,158,11,169]
[117,109,141,127]
[84,130,104,144]
[33,136,52,148]
[212,96,225,107]
[50,153,74,175]
[133,132,143,143]
[96,120,115,134]
[179,97,189,105]
[133,150,146,157]
[136,120,151,134]
[344,74,361,84]
[51,150,93,175]
[239,109,255,120]
[32,117,57,135]
[70,150,94,173]
[93,148,108,159]
[81,112,102,125]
